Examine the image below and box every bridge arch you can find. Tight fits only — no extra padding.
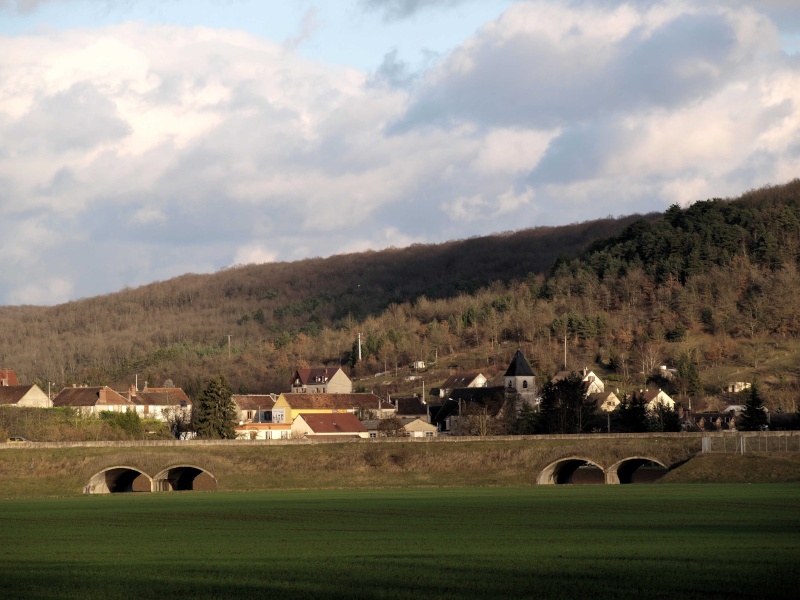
[153,465,217,492]
[537,457,606,485]
[606,457,668,484]
[84,466,152,494]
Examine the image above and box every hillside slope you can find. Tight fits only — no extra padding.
[0,179,799,411]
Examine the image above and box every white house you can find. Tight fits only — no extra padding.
[231,394,276,424]
[291,367,352,394]
[434,371,488,398]
[643,388,675,412]
[234,422,291,440]
[591,390,621,413]
[129,387,192,422]
[0,384,51,408]
[52,386,134,415]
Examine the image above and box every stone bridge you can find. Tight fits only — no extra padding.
[84,464,217,494]
[74,432,702,493]
[1,432,725,494]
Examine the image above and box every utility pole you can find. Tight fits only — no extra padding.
[357,333,362,362]
[227,335,232,359]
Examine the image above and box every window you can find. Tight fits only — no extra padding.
[273,409,285,424]
[522,381,528,389]
[425,432,434,437]
[369,433,377,438]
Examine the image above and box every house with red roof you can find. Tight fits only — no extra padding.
[290,412,368,439]
[0,369,20,387]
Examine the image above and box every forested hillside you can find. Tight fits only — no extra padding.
[1,180,799,412]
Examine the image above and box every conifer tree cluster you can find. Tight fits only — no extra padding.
[194,375,237,439]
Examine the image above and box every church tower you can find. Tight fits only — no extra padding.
[504,349,536,403]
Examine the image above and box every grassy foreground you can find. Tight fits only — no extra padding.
[0,484,798,600]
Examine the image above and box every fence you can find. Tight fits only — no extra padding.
[701,432,800,454]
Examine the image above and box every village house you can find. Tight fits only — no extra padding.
[291,412,369,439]
[362,417,438,439]
[52,385,134,415]
[272,392,390,424]
[643,388,675,412]
[234,422,292,440]
[694,411,736,431]
[0,369,20,386]
[429,387,507,433]
[431,371,487,399]
[394,396,429,420]
[291,367,352,394]
[128,386,192,421]
[429,349,535,433]
[592,390,621,413]
[231,394,276,424]
[553,367,605,395]
[0,384,51,408]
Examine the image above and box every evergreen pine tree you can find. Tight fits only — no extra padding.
[535,373,596,434]
[617,391,649,433]
[194,375,237,439]
[738,381,769,431]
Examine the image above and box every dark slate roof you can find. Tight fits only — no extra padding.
[395,396,427,416]
[440,371,485,390]
[432,387,507,425]
[504,350,534,377]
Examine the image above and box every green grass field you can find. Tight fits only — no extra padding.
[1,484,798,600]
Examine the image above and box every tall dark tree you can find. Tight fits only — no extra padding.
[194,375,237,439]
[514,400,538,435]
[535,373,597,434]
[738,381,769,431]
[675,352,702,400]
[615,391,649,433]
[648,402,682,432]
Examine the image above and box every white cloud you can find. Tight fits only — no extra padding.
[445,185,534,222]
[232,244,277,266]
[7,277,74,305]
[1,1,799,304]
[132,207,167,225]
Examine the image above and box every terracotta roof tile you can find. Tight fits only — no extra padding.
[282,393,383,410]
[52,386,134,408]
[134,388,192,406]
[0,369,20,386]
[232,394,276,410]
[296,412,367,434]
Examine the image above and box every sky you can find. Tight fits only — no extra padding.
[1,0,799,305]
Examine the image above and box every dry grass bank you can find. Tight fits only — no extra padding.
[0,435,698,499]
[659,453,800,483]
